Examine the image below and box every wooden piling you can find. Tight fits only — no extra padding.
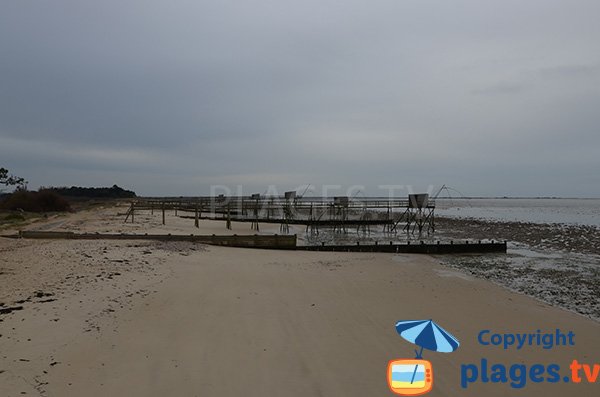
[124,202,134,223]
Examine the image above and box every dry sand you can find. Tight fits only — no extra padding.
[1,203,598,396]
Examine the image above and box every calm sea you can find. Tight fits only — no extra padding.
[435,198,600,227]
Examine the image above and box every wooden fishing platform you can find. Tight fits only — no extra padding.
[124,194,437,235]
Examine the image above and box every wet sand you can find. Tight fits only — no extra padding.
[1,204,598,396]
[436,216,600,321]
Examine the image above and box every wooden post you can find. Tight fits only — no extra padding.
[124,202,134,223]
[195,204,199,228]
[131,202,134,223]
[226,206,232,230]
[162,202,165,225]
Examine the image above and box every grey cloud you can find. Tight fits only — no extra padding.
[537,64,600,79]
[471,82,529,96]
[1,0,599,197]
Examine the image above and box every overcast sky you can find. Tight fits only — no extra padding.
[1,0,599,197]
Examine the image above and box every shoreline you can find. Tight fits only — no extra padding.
[435,216,599,321]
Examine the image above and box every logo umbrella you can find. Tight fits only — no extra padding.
[395,319,460,385]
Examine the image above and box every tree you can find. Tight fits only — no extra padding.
[0,167,27,189]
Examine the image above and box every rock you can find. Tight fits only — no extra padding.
[0,306,24,315]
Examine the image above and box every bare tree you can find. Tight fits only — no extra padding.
[0,167,27,190]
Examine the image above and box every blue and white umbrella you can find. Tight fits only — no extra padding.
[395,319,460,358]
[395,319,460,386]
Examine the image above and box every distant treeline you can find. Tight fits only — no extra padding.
[47,185,136,199]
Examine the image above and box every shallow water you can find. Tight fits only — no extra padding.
[435,198,600,227]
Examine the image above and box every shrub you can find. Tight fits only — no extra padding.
[0,189,71,212]
[3,212,26,221]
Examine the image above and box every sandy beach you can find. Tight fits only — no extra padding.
[1,203,598,396]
